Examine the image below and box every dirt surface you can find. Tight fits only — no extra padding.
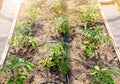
[0,0,120,84]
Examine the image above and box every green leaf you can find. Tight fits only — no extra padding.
[58,61,63,71]
[16,79,24,84]
[31,41,37,48]
[84,49,90,57]
[26,64,33,70]
[91,70,98,75]
[27,62,34,68]
[18,74,28,79]
[101,68,107,71]
[40,60,47,67]
[22,67,28,74]
[6,76,14,84]
[83,40,89,44]
[95,66,100,71]
[49,56,53,61]
[12,64,20,70]
[81,45,86,49]
[87,34,91,37]
[18,58,25,63]
[77,29,83,33]
[49,61,55,67]
[51,19,56,24]
[63,64,69,74]
[90,44,97,52]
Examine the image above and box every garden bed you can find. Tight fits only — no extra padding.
[0,0,120,84]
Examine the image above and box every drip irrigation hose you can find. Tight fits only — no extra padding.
[63,34,70,84]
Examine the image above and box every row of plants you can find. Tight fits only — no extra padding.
[9,4,41,47]
[79,5,111,58]
[40,0,71,75]
[79,5,120,83]
[0,1,41,84]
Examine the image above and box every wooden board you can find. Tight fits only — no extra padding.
[99,3,120,62]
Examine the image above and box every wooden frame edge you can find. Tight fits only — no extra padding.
[98,3,120,61]
[0,4,21,65]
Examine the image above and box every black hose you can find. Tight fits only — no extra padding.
[63,34,70,84]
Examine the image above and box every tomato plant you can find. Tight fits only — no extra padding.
[91,66,120,84]
[0,55,34,84]
[80,26,111,58]
[40,42,69,74]
[51,13,72,35]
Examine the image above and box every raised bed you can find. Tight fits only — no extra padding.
[0,0,120,84]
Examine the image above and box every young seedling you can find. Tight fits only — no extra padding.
[9,35,37,48]
[81,26,111,58]
[0,55,34,84]
[80,5,99,29]
[9,3,40,48]
[24,7,41,24]
[9,11,38,48]
[15,21,31,35]
[21,1,41,24]
[51,13,72,35]
[23,36,37,47]
[91,66,120,84]
[40,42,69,74]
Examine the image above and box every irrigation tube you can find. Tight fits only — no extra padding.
[63,35,70,84]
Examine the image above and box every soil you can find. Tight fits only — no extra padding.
[0,0,120,84]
